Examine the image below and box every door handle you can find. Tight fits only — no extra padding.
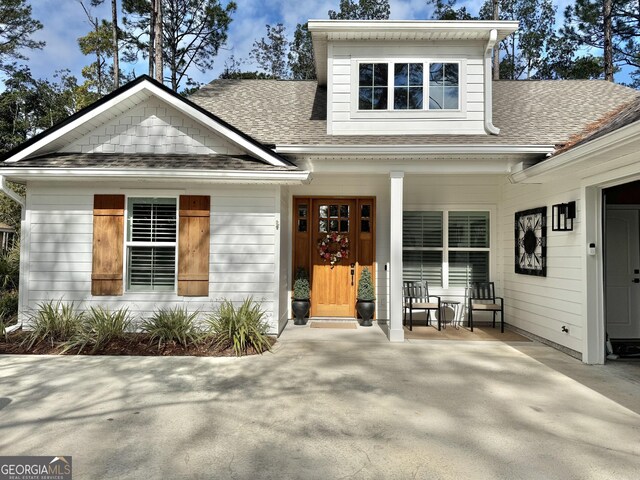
[350,263,355,286]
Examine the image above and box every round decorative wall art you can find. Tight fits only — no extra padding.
[515,207,547,277]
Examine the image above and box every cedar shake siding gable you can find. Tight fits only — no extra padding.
[0,75,295,169]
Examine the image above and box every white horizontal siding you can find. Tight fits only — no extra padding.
[22,183,280,333]
[60,96,244,156]
[329,43,485,135]
[500,177,585,353]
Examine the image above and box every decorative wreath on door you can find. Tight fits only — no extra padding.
[317,233,349,267]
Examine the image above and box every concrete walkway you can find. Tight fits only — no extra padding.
[1,322,639,479]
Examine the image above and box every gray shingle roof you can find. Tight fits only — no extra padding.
[188,79,639,147]
[556,96,640,154]
[1,153,299,171]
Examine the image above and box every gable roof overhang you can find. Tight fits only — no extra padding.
[1,75,295,169]
[275,144,554,175]
[0,167,311,185]
[0,152,310,185]
[308,20,520,86]
[509,118,640,184]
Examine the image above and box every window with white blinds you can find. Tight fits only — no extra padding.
[403,211,443,286]
[403,210,490,288]
[126,198,177,291]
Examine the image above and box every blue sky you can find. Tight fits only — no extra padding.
[10,0,624,89]
[23,0,438,86]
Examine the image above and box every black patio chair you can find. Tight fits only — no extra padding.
[467,282,504,333]
[403,281,442,331]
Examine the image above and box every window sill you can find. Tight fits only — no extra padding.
[350,109,467,120]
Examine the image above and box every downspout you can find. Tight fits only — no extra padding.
[484,29,500,135]
[0,175,25,214]
[0,175,25,332]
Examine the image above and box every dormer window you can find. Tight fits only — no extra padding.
[429,63,459,110]
[394,63,424,110]
[355,61,462,113]
[358,63,388,110]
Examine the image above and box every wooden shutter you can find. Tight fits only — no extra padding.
[92,195,125,296]
[178,195,210,296]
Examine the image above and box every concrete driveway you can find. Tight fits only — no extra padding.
[1,323,639,479]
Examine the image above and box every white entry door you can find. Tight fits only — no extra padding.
[605,208,640,338]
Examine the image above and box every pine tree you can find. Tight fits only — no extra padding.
[250,24,289,79]
[328,0,391,20]
[122,0,236,90]
[288,23,315,80]
[562,0,640,83]
[0,0,44,72]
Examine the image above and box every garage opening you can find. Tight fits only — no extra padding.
[603,180,640,358]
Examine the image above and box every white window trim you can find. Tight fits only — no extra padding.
[402,205,495,296]
[350,58,467,120]
[124,195,179,294]
[426,61,462,112]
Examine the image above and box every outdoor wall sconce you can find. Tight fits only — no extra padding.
[552,201,576,231]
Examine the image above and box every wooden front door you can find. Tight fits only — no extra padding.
[311,199,357,316]
[293,197,376,318]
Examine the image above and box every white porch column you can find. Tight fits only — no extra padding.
[389,171,405,342]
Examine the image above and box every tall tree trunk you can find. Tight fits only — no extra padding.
[149,0,156,77]
[492,0,500,80]
[94,16,103,94]
[154,0,163,83]
[111,0,119,89]
[604,0,614,81]
[511,37,516,80]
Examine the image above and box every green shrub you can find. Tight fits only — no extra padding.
[293,267,310,300]
[141,306,200,348]
[205,297,272,356]
[0,242,20,292]
[357,267,375,301]
[0,317,7,342]
[293,277,310,300]
[0,291,18,324]
[63,306,133,354]
[23,300,84,349]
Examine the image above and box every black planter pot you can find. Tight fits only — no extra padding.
[291,299,310,325]
[356,299,375,327]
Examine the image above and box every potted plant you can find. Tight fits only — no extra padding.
[291,268,310,325]
[356,267,375,327]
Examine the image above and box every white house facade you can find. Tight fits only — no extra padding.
[2,20,639,364]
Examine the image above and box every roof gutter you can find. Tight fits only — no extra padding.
[0,168,311,184]
[275,144,555,155]
[484,29,499,135]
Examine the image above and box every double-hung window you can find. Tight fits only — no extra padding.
[394,63,424,110]
[429,63,459,110]
[126,197,177,291]
[403,210,490,288]
[358,63,388,110]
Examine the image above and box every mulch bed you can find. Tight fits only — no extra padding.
[0,331,275,357]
